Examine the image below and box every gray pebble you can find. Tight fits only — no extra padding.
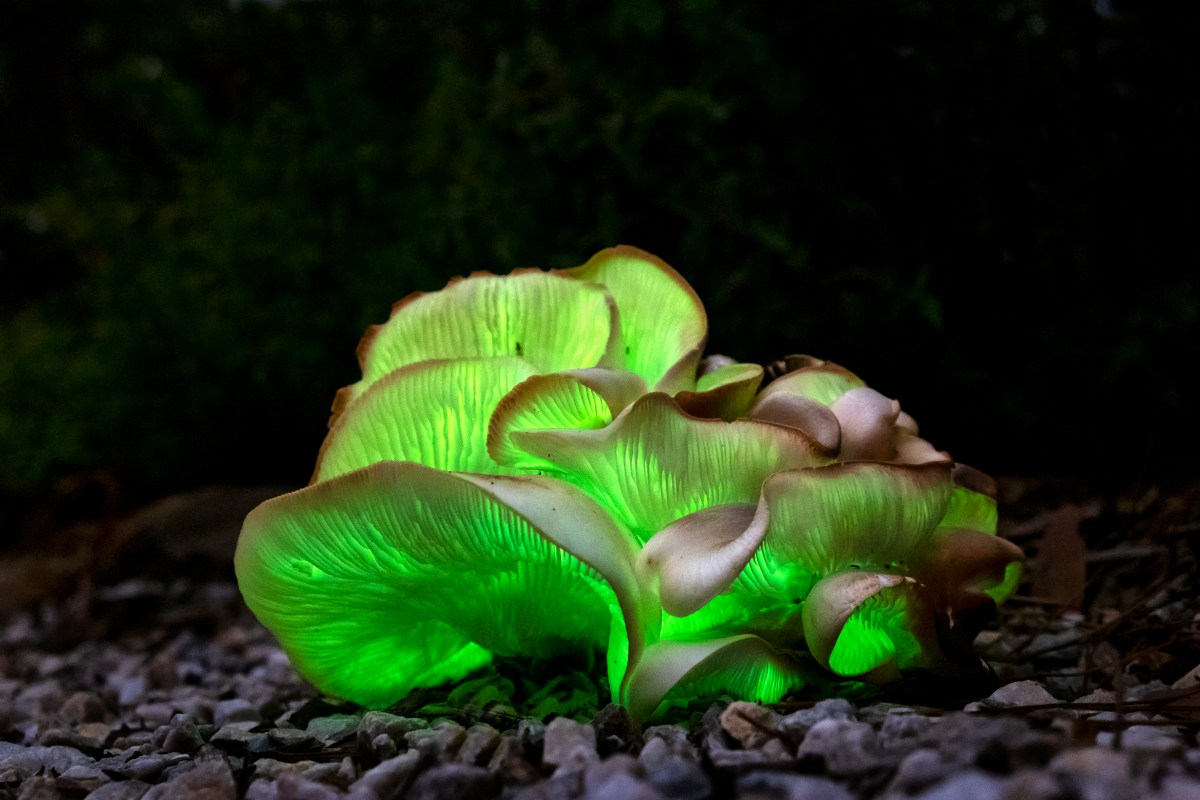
[0,742,46,782]
[1097,725,1184,755]
[584,770,665,800]
[253,757,317,780]
[349,749,424,799]
[777,699,856,744]
[133,702,176,727]
[1050,747,1134,800]
[407,763,499,800]
[261,772,343,800]
[738,771,854,800]
[1154,776,1200,800]
[913,770,1006,800]
[794,718,878,776]
[83,780,153,800]
[57,763,111,792]
[707,736,793,768]
[1001,769,1068,800]
[356,710,427,745]
[583,753,641,791]
[888,748,950,794]
[160,714,204,753]
[118,752,190,781]
[16,680,64,717]
[268,727,315,750]
[970,680,1058,710]
[143,759,236,800]
[642,725,692,755]
[303,758,356,789]
[305,713,361,744]
[542,717,598,772]
[213,698,261,727]
[518,718,546,750]
[641,753,711,800]
[372,732,398,761]
[878,711,934,753]
[457,723,501,766]
[210,724,253,754]
[118,678,147,708]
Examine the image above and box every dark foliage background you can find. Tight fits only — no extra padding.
[1,0,1197,539]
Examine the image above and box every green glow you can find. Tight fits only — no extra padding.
[983,560,1023,605]
[758,362,866,407]
[827,607,900,677]
[512,394,832,542]
[751,463,954,578]
[938,485,999,535]
[236,463,632,709]
[560,247,706,391]
[350,272,615,405]
[488,373,613,470]
[316,357,537,481]
[236,247,1026,722]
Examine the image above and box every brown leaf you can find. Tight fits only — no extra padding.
[1029,504,1087,609]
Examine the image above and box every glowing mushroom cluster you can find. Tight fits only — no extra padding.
[235,246,1024,720]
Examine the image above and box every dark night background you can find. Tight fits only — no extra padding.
[1,0,1197,543]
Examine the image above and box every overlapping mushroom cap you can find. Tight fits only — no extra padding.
[235,246,1024,720]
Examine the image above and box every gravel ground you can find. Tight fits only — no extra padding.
[2,478,1199,799]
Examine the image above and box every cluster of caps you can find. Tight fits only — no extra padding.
[235,246,1023,721]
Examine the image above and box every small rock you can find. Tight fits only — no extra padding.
[253,758,316,780]
[407,764,499,800]
[1050,747,1133,800]
[58,692,108,725]
[1097,725,1184,755]
[915,769,1006,800]
[794,718,878,776]
[118,753,190,781]
[210,725,253,754]
[81,779,153,800]
[708,737,793,768]
[585,771,664,800]
[888,748,949,794]
[0,742,45,782]
[268,727,315,751]
[777,699,856,744]
[640,752,711,800]
[38,727,106,752]
[213,698,260,727]
[487,734,540,786]
[372,733,398,761]
[160,714,204,754]
[142,759,235,800]
[271,772,343,800]
[117,678,148,708]
[719,702,783,749]
[357,711,427,744]
[593,704,637,753]
[132,702,175,727]
[583,753,641,791]
[457,724,501,766]
[1003,769,1068,800]
[970,681,1058,710]
[542,717,598,772]
[738,771,854,800]
[878,710,933,753]
[56,763,111,792]
[305,713,361,744]
[303,759,356,789]
[349,750,424,800]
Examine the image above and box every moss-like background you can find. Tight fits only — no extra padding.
[2,1,1196,537]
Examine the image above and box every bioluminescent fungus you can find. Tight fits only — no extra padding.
[235,245,1024,720]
